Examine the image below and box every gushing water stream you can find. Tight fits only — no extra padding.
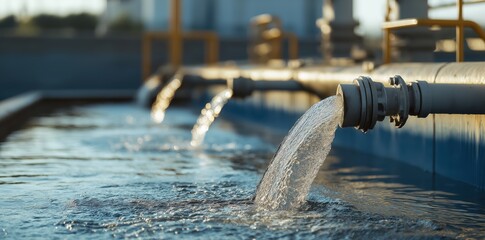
[191,89,234,147]
[151,74,183,123]
[255,96,343,210]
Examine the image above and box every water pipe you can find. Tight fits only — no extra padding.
[337,75,485,132]
[229,77,306,98]
[182,75,227,88]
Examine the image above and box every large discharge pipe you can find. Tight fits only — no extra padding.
[337,75,485,132]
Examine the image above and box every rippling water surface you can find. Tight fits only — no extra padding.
[0,103,484,239]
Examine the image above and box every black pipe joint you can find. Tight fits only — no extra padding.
[337,75,425,132]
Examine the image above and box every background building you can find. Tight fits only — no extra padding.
[97,0,323,38]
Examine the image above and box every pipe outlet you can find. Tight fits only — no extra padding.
[337,75,485,132]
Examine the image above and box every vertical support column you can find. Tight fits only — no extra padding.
[321,0,334,63]
[332,0,353,24]
[142,34,152,81]
[383,0,400,64]
[320,0,360,61]
[205,34,219,65]
[395,0,432,63]
[398,0,428,19]
[287,33,299,60]
[383,28,391,64]
[456,0,464,62]
[170,0,183,68]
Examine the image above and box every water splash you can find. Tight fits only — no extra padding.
[191,89,234,147]
[254,96,343,210]
[151,74,183,123]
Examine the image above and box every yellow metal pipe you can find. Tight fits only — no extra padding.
[140,1,220,80]
[383,28,391,64]
[142,34,152,81]
[382,19,419,29]
[467,21,485,40]
[431,0,485,9]
[141,31,219,76]
[170,0,183,68]
[383,18,485,33]
[456,0,464,62]
[382,17,485,63]
[206,34,219,64]
[284,32,299,60]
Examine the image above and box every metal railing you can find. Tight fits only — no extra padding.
[141,1,303,80]
[141,31,219,80]
[430,0,485,9]
[383,0,485,63]
[141,0,219,81]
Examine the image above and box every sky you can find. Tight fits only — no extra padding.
[0,0,106,17]
[0,0,388,37]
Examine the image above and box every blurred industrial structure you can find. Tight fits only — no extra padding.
[96,0,323,37]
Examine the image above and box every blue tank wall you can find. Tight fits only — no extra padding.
[0,36,320,99]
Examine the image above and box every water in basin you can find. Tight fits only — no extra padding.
[0,103,484,239]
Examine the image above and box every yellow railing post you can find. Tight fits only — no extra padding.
[383,28,391,64]
[456,0,464,62]
[140,1,220,82]
[170,0,183,68]
[142,34,152,80]
[206,33,219,64]
[285,33,299,60]
[382,0,485,64]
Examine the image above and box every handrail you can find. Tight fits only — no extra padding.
[430,0,485,9]
[382,0,485,63]
[141,31,219,81]
[382,19,485,63]
[141,0,219,81]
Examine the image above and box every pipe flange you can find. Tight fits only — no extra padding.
[408,81,422,115]
[355,76,378,132]
[389,75,409,128]
[415,80,431,118]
